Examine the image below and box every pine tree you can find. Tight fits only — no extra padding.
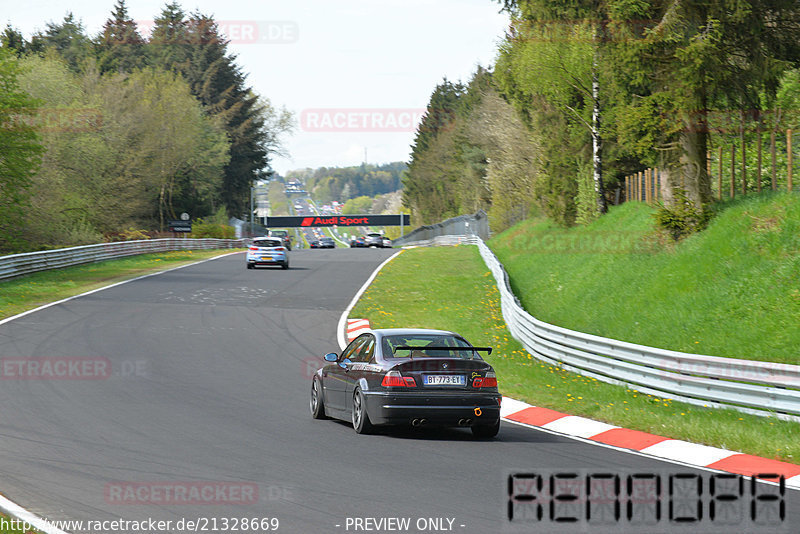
[96,0,146,74]
[179,13,269,217]
[1,25,28,57]
[148,2,191,72]
[36,13,92,72]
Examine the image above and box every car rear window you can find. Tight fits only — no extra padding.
[253,239,282,248]
[382,334,481,360]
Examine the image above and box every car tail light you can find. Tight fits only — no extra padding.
[249,246,259,251]
[473,371,497,388]
[381,371,416,387]
[274,247,286,251]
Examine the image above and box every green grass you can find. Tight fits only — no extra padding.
[491,192,800,364]
[0,249,240,320]
[350,245,800,463]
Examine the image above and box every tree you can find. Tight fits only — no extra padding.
[404,79,465,222]
[0,49,43,252]
[463,84,541,230]
[148,2,191,71]
[609,0,800,207]
[97,0,146,74]
[177,12,292,217]
[497,1,609,215]
[35,13,92,72]
[342,196,373,214]
[1,25,28,57]
[16,55,229,243]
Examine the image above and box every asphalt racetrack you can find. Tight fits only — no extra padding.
[0,249,797,534]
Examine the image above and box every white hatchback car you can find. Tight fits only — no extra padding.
[246,237,289,270]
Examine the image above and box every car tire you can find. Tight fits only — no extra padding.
[471,419,500,438]
[352,387,374,434]
[247,263,254,269]
[310,377,327,419]
[282,261,289,270]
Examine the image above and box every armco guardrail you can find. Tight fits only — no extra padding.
[400,235,479,248]
[0,238,244,281]
[392,210,489,247]
[401,234,800,420]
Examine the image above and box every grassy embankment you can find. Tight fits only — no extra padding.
[493,192,800,364]
[350,192,800,462]
[0,249,240,320]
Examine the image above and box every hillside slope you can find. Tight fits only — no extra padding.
[490,192,800,364]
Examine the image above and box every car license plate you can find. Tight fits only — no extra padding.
[423,375,465,386]
[261,255,273,260]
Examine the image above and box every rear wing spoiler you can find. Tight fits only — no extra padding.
[392,346,492,356]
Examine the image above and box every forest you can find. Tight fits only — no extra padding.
[284,162,405,205]
[403,1,800,232]
[0,1,292,252]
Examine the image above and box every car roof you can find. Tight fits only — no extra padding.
[370,328,459,338]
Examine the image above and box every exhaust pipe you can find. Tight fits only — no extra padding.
[458,418,473,426]
[411,419,421,427]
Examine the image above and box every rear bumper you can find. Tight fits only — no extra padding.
[246,255,287,266]
[364,390,501,426]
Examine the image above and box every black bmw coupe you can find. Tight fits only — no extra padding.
[310,328,501,437]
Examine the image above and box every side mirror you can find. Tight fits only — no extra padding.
[323,353,338,362]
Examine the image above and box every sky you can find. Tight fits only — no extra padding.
[5,0,510,175]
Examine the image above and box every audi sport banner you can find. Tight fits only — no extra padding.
[265,214,410,228]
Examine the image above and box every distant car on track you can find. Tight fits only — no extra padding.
[364,232,385,248]
[310,328,501,437]
[350,236,366,248]
[246,237,289,270]
[381,237,392,248]
[312,237,335,248]
[268,229,292,250]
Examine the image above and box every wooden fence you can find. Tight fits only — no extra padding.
[625,128,796,203]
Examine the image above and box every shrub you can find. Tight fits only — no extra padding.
[118,228,151,241]
[189,220,235,239]
[653,189,715,240]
